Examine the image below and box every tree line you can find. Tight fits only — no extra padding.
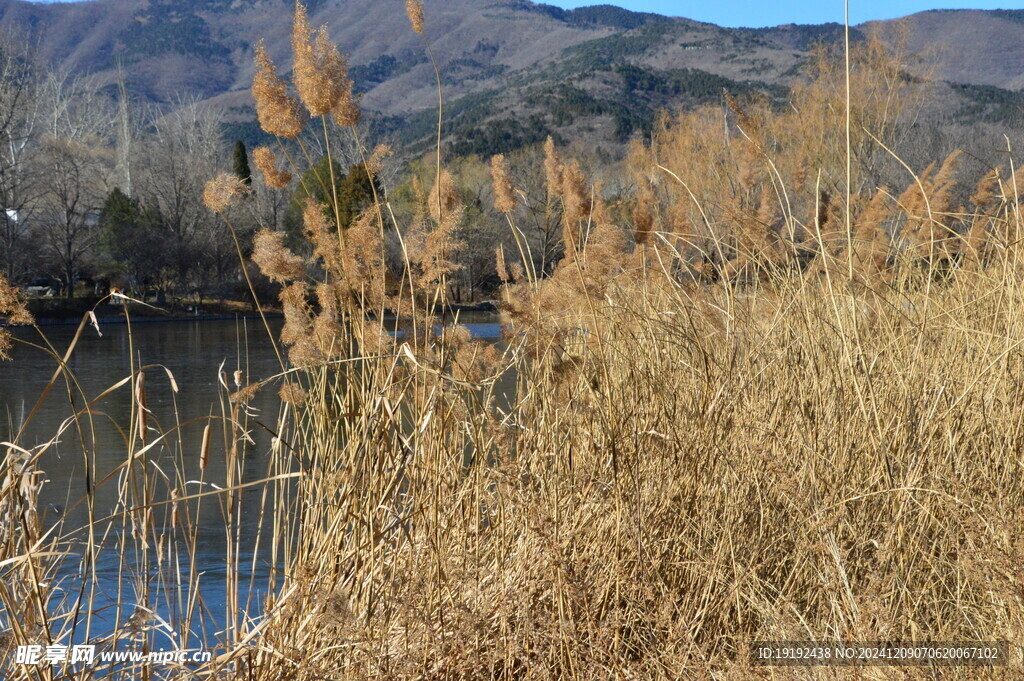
[0,32,291,302]
[0,29,601,307]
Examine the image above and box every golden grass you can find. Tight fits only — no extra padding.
[0,3,1022,679]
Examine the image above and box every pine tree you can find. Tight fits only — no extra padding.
[233,140,252,186]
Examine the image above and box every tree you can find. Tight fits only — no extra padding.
[98,187,169,294]
[35,70,115,297]
[38,138,107,297]
[138,101,224,298]
[336,162,377,230]
[284,158,379,248]
[0,30,43,283]
[233,139,252,186]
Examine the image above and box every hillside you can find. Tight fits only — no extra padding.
[0,0,1021,156]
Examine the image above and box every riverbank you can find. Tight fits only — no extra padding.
[1,298,500,327]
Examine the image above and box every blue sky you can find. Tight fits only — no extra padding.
[32,0,1021,29]
[547,1,1016,28]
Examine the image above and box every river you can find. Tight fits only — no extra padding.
[0,314,502,651]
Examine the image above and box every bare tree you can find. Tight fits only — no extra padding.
[137,99,224,299]
[35,71,115,296]
[0,30,43,283]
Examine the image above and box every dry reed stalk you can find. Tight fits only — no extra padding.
[142,4,1024,678]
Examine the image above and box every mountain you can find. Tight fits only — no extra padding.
[1,0,1021,156]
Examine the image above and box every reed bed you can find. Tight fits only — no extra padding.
[0,1,1022,678]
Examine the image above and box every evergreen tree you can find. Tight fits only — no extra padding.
[336,162,378,230]
[233,140,252,186]
[99,187,169,293]
[284,158,380,247]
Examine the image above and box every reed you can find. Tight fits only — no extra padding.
[0,2,1022,679]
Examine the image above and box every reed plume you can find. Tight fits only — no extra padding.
[364,144,393,177]
[252,228,306,283]
[852,187,892,275]
[203,173,249,213]
[252,42,304,139]
[970,168,1001,212]
[495,246,510,282]
[428,169,461,224]
[544,136,562,202]
[252,146,293,189]
[490,154,516,214]
[229,383,260,405]
[560,160,590,250]
[339,208,387,309]
[411,170,465,296]
[303,198,343,273]
[279,383,308,407]
[405,0,425,34]
[632,179,656,246]
[292,3,352,117]
[331,97,360,128]
[0,274,31,360]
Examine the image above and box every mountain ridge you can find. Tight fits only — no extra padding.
[1,0,1021,156]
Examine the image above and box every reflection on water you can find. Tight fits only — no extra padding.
[1,317,288,647]
[0,314,502,648]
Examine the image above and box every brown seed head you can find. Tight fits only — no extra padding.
[312,298,344,358]
[279,383,308,407]
[0,276,32,327]
[293,4,352,117]
[490,154,516,214]
[561,160,590,247]
[199,425,211,470]
[203,173,249,214]
[365,144,393,178]
[495,246,510,282]
[358,320,396,355]
[341,208,387,309]
[230,383,261,405]
[252,147,292,189]
[428,170,461,223]
[591,180,612,226]
[252,229,306,283]
[0,274,32,360]
[406,0,425,33]
[253,42,304,139]
[289,336,325,369]
[632,183,656,246]
[280,282,312,347]
[970,168,1001,212]
[330,94,360,127]
[303,199,342,273]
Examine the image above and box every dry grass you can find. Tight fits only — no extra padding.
[0,3,1022,679]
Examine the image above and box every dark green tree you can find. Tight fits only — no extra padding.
[233,140,252,186]
[336,162,378,229]
[99,187,170,294]
[284,158,380,248]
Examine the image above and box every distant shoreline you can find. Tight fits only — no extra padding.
[1,312,285,328]
[2,301,500,328]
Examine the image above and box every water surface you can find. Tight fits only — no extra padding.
[0,314,502,651]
